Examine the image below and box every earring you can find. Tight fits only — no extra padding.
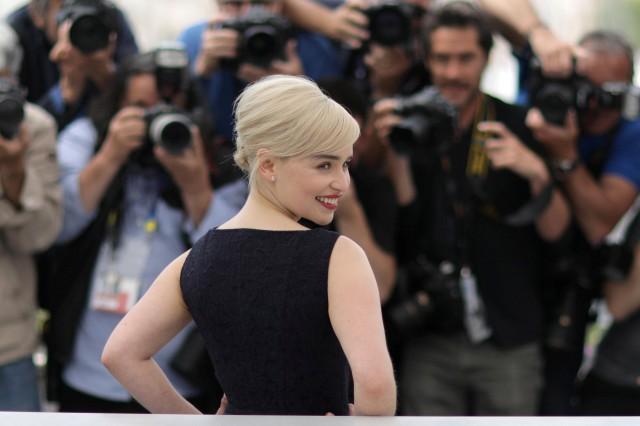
[271,175,276,182]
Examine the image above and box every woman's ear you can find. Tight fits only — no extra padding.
[256,148,277,182]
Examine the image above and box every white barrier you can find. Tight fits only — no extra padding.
[1,413,639,426]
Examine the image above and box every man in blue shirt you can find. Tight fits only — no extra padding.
[526,30,640,414]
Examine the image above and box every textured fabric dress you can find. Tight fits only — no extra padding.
[180,228,351,415]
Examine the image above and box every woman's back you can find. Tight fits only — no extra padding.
[180,227,350,415]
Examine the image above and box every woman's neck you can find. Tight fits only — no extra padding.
[220,189,307,231]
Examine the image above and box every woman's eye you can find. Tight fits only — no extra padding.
[318,163,331,170]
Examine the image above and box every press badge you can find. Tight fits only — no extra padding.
[459,266,492,343]
[91,232,153,315]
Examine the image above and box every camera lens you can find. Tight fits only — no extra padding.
[69,14,111,54]
[148,114,193,155]
[369,6,411,46]
[244,26,278,65]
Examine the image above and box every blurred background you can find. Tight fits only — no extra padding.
[2,0,640,101]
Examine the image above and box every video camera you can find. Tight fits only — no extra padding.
[529,58,640,126]
[364,1,424,47]
[0,78,25,140]
[220,7,292,68]
[57,0,119,55]
[388,86,458,155]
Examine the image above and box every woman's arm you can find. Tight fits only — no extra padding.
[102,251,200,414]
[328,236,397,416]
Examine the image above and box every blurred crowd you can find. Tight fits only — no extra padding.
[1,0,639,416]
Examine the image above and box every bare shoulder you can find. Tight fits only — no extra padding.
[328,235,377,292]
[331,235,368,267]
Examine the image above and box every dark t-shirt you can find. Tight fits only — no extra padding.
[403,94,547,348]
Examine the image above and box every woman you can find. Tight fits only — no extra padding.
[102,75,397,415]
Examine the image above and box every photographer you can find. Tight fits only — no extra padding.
[373,2,569,415]
[179,0,343,185]
[525,30,640,414]
[579,239,640,415]
[36,0,138,132]
[0,24,62,411]
[7,0,137,103]
[43,49,233,413]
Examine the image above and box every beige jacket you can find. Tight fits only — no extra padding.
[0,103,62,366]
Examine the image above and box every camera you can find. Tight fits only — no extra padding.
[364,1,424,47]
[144,104,193,155]
[57,0,118,54]
[386,256,465,336]
[388,86,458,155]
[528,58,640,125]
[0,78,25,140]
[153,41,190,101]
[220,7,292,68]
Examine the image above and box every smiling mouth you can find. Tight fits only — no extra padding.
[316,196,338,209]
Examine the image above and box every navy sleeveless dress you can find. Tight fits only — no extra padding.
[180,228,350,415]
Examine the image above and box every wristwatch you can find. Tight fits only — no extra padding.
[552,158,580,180]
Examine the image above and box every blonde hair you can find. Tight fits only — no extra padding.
[233,75,360,188]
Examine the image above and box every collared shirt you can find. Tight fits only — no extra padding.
[57,117,237,400]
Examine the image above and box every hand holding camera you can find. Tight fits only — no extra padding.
[195,13,240,76]
[327,0,369,48]
[372,98,402,143]
[154,125,213,226]
[0,79,28,205]
[479,121,550,186]
[525,107,580,162]
[101,106,146,166]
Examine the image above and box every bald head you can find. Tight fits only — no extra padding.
[579,30,634,83]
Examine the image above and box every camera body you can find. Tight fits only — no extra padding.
[387,256,464,336]
[365,1,419,47]
[389,86,458,155]
[220,7,292,68]
[0,78,26,140]
[143,103,194,156]
[528,59,640,125]
[153,41,190,101]
[57,0,118,54]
